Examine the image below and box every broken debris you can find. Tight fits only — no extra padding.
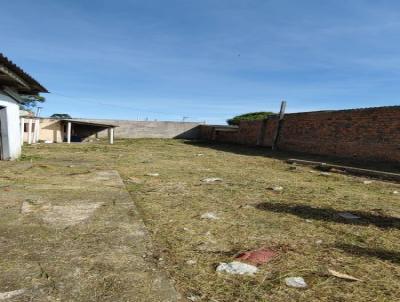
[216,261,258,275]
[200,212,219,220]
[319,172,331,176]
[269,186,283,192]
[235,248,277,266]
[146,173,160,177]
[338,212,360,220]
[201,177,223,183]
[285,277,308,288]
[0,288,26,300]
[328,269,361,281]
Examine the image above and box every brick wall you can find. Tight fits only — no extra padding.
[200,106,400,163]
[277,107,400,162]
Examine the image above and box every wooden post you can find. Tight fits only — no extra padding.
[20,118,25,146]
[67,122,71,144]
[27,119,33,145]
[272,101,287,150]
[108,127,114,144]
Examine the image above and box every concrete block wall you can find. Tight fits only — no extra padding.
[199,106,400,163]
[74,119,204,139]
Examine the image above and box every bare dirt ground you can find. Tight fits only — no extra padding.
[1,139,400,301]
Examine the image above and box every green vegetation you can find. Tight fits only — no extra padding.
[50,113,72,119]
[20,95,45,111]
[227,111,274,125]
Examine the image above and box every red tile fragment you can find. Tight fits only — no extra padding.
[235,248,277,266]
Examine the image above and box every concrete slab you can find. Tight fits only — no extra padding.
[0,165,179,301]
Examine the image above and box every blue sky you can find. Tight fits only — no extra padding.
[2,0,400,124]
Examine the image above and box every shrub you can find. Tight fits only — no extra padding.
[227,112,274,126]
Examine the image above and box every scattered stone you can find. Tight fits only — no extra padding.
[216,261,258,275]
[305,219,313,223]
[235,248,277,266]
[270,186,283,192]
[0,288,26,300]
[285,277,308,288]
[338,212,360,220]
[319,172,331,176]
[201,177,223,183]
[196,154,204,157]
[393,191,399,195]
[186,260,197,265]
[146,173,159,177]
[328,269,361,281]
[187,294,200,301]
[315,240,323,245]
[200,212,219,220]
[363,180,373,184]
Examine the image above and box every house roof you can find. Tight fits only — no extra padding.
[0,53,48,94]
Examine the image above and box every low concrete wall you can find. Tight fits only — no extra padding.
[72,119,204,139]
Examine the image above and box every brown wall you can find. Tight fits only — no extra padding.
[200,106,400,163]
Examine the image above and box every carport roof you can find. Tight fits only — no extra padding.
[60,119,118,128]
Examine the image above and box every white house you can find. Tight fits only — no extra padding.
[0,53,48,160]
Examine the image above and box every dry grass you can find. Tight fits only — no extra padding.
[2,139,400,301]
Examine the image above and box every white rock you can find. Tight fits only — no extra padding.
[319,172,331,176]
[285,277,308,288]
[200,212,219,220]
[196,154,204,157]
[186,260,197,265]
[338,212,360,220]
[315,240,323,244]
[146,173,159,177]
[187,294,200,301]
[216,261,258,275]
[271,186,284,192]
[363,180,373,184]
[0,289,26,300]
[393,191,399,195]
[201,177,223,183]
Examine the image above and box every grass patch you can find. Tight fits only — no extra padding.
[2,139,400,301]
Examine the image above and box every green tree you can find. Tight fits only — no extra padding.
[50,113,72,119]
[20,95,45,111]
[227,111,274,126]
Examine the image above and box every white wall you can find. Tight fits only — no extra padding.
[0,91,22,160]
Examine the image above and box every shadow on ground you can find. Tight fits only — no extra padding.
[256,202,400,229]
[185,141,400,173]
[335,243,400,264]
